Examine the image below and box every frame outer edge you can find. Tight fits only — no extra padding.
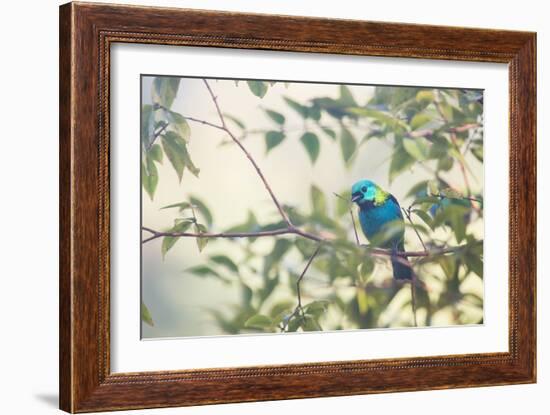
[59,2,75,413]
[59,2,537,412]
[519,33,537,382]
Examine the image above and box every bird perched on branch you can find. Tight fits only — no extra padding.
[351,179,412,280]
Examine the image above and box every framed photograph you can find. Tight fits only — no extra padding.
[59,2,536,412]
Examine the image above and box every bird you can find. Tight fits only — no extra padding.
[351,179,412,280]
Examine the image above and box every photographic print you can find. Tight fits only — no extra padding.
[140,76,484,338]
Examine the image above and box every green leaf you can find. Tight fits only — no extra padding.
[149,143,163,162]
[412,209,434,230]
[223,113,246,129]
[433,205,469,242]
[416,90,434,105]
[244,314,273,329]
[241,284,254,307]
[210,255,239,273]
[320,126,336,140]
[310,97,347,119]
[141,105,155,147]
[165,110,191,142]
[347,107,409,132]
[189,196,213,226]
[302,315,322,331]
[161,220,193,259]
[270,302,294,318]
[152,77,180,108]
[161,131,186,181]
[270,302,295,324]
[295,238,318,258]
[303,300,330,315]
[195,223,209,252]
[300,132,320,164]
[472,145,483,162]
[405,180,430,199]
[339,85,358,107]
[410,113,432,130]
[403,137,429,161]
[141,153,159,200]
[141,301,154,326]
[466,253,484,278]
[283,96,309,118]
[428,180,440,196]
[162,131,200,180]
[247,80,268,98]
[356,288,368,315]
[449,147,474,178]
[443,188,469,200]
[307,104,322,121]
[340,126,357,164]
[161,201,192,212]
[265,131,286,153]
[359,257,375,281]
[428,135,451,159]
[186,265,221,279]
[209,310,239,334]
[335,190,352,217]
[438,256,457,279]
[413,196,441,206]
[287,315,302,332]
[264,109,285,125]
[160,132,186,181]
[437,156,454,171]
[310,184,327,216]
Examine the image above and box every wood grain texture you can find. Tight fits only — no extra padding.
[59,2,536,412]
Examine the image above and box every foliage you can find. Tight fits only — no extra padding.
[141,78,484,333]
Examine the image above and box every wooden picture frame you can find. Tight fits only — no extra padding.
[59,2,536,412]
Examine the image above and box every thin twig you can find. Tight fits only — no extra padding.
[402,207,427,252]
[145,122,169,151]
[181,116,224,131]
[281,243,323,332]
[333,192,360,246]
[296,244,323,308]
[202,79,293,226]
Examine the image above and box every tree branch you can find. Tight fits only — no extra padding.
[202,79,293,226]
[142,225,477,260]
[181,116,224,131]
[141,226,293,244]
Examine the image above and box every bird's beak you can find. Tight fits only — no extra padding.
[351,193,362,203]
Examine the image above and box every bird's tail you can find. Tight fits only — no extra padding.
[391,254,413,280]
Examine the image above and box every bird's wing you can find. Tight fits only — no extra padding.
[388,194,404,220]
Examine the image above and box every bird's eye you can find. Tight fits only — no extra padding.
[361,186,367,193]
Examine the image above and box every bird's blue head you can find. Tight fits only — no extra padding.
[351,179,383,206]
